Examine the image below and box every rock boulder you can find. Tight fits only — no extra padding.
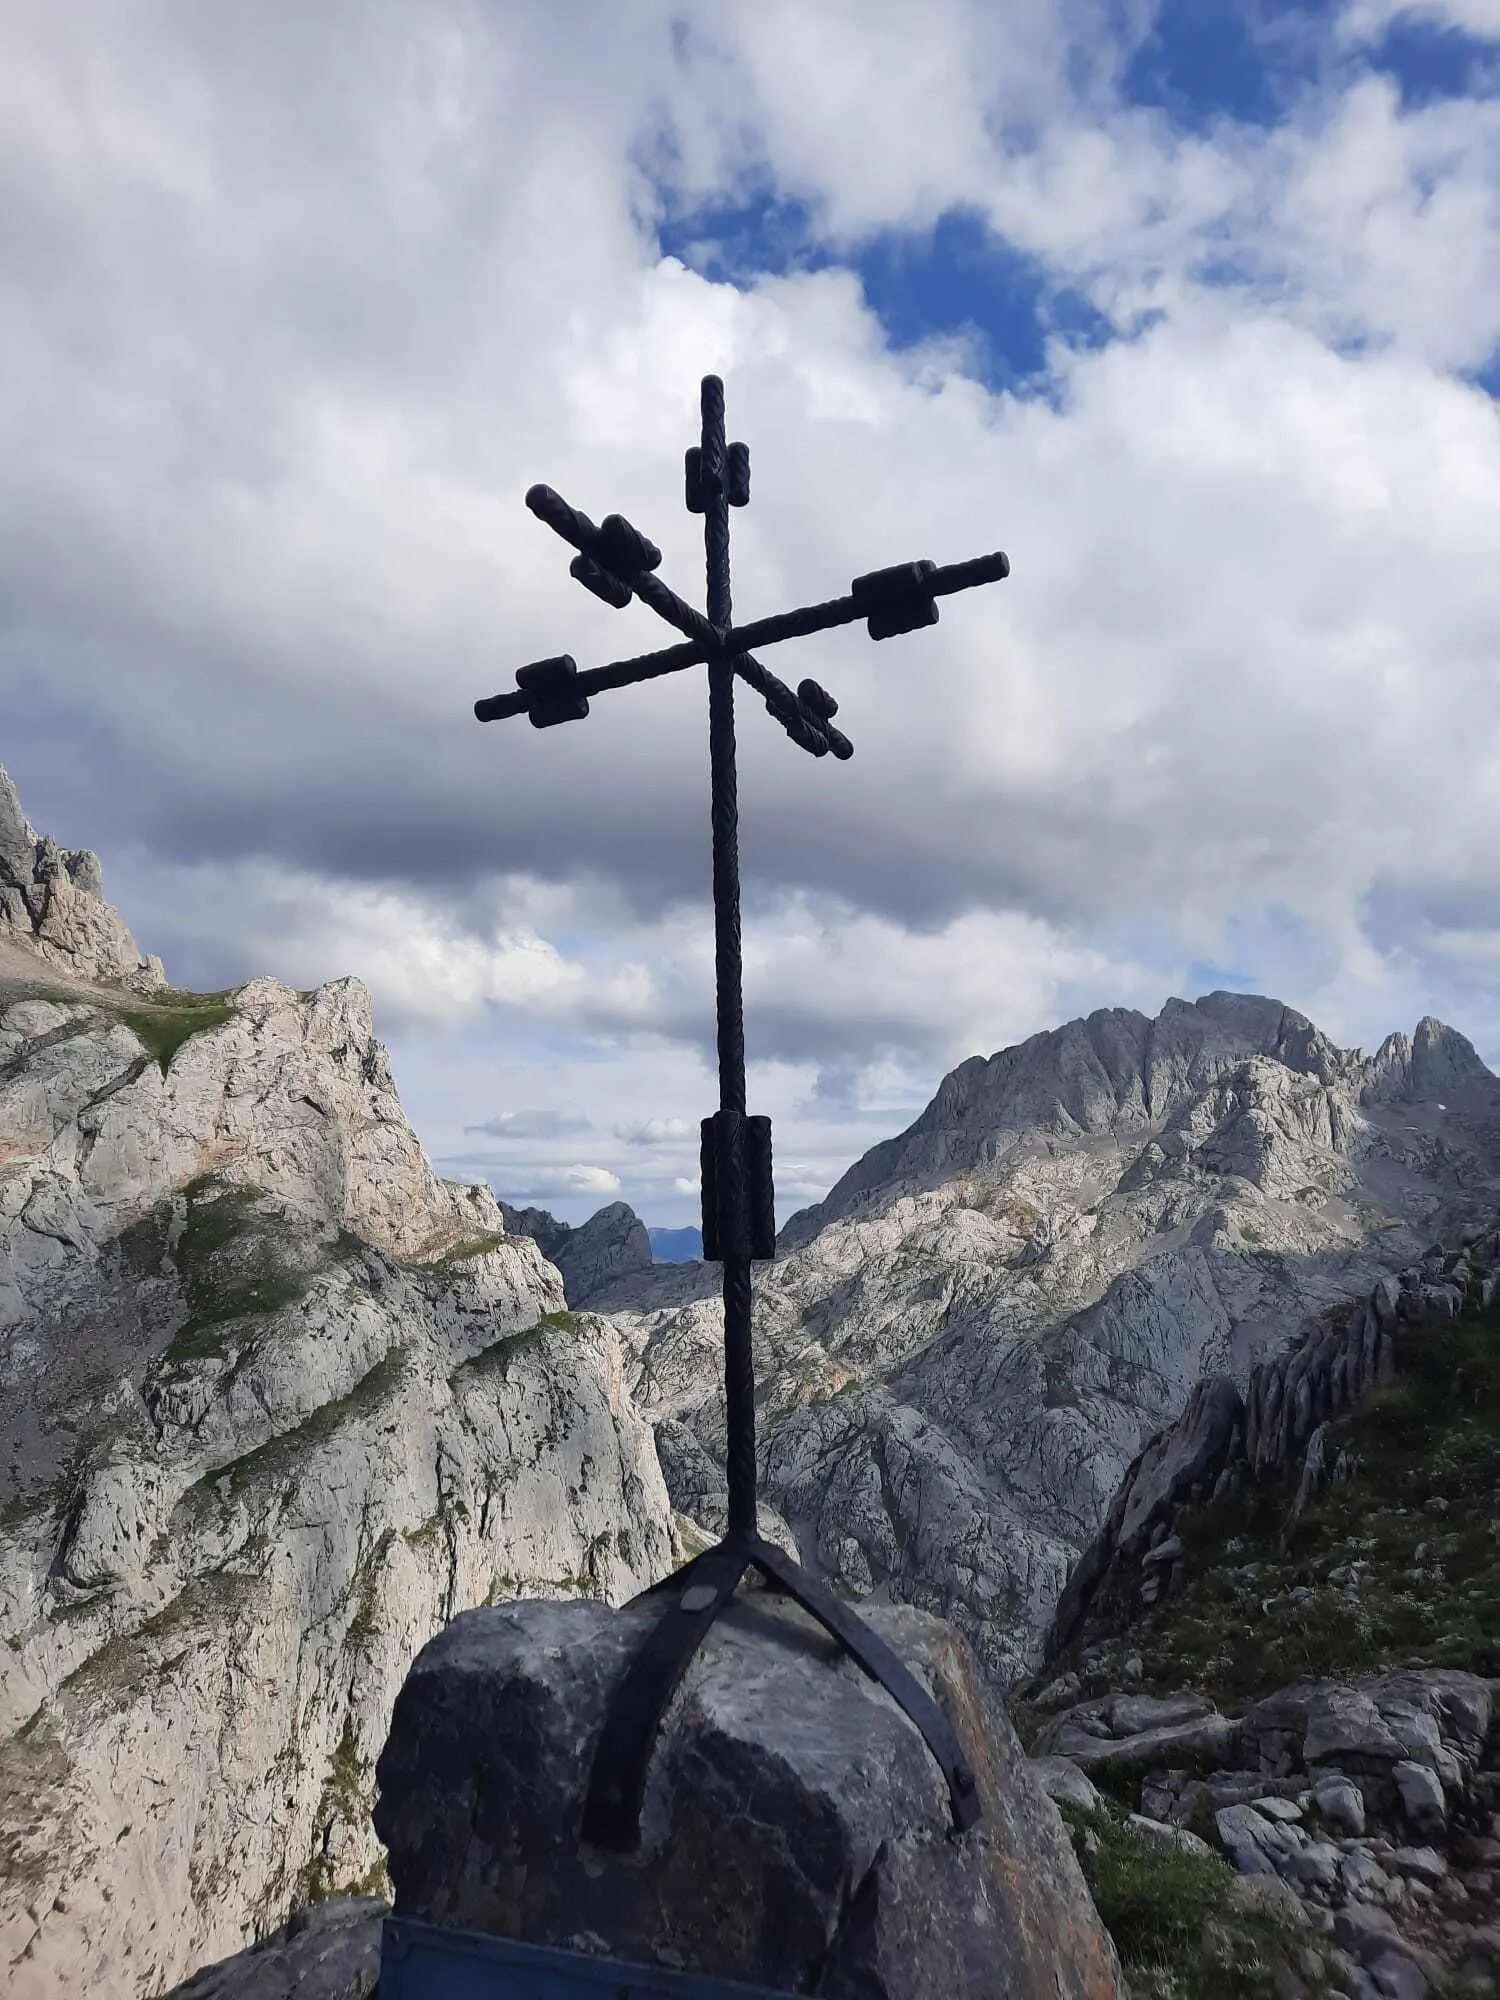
[373,1593,1123,2000]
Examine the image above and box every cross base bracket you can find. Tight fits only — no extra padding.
[579,1530,982,1852]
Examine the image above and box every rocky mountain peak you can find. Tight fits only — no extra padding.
[0,765,166,993]
[498,1200,656,1308]
[1362,1015,1498,1106]
[552,1200,653,1305]
[779,991,1372,1250]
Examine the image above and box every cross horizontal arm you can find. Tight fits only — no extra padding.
[733,548,1011,654]
[475,644,852,757]
[474,544,1008,737]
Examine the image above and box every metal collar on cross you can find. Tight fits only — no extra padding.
[475,374,1009,1850]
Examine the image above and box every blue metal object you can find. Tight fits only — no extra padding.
[379,1916,798,2000]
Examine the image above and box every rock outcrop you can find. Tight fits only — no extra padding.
[1026,1669,1499,1999]
[0,803,680,1999]
[552,1199,653,1305]
[1046,1216,1500,1652]
[162,1898,384,2000]
[0,766,165,993]
[372,1593,1124,2000]
[1018,1243,1500,1997]
[588,992,1500,1687]
[496,1201,573,1266]
[499,1199,656,1307]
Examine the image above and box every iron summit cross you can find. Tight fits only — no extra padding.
[474,374,1010,1850]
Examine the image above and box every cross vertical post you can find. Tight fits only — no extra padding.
[700,375,758,1539]
[473,372,1011,1852]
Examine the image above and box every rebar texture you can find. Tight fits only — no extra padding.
[477,371,1014,1853]
[701,376,758,1540]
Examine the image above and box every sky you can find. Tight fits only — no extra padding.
[2,0,1499,1230]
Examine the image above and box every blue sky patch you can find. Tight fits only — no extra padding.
[655,190,1112,395]
[1362,14,1500,109]
[1120,0,1332,130]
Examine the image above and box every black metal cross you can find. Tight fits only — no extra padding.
[474,374,1009,1851]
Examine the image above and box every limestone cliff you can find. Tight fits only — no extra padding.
[589,992,1500,1688]
[0,766,166,994]
[499,1198,654,1307]
[0,786,678,2000]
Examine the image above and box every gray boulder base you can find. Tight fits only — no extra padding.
[373,1594,1123,2000]
[161,1897,383,2000]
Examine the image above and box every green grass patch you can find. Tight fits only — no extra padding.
[58,1567,259,1704]
[176,1346,410,1511]
[294,1717,377,1906]
[450,1319,561,1384]
[155,1177,324,1368]
[116,990,236,1074]
[343,1529,397,1655]
[1063,1806,1306,1999]
[424,1233,509,1268]
[1058,1304,1500,1708]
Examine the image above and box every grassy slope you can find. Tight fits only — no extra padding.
[1048,1302,1500,1710]
[1018,1302,1500,1999]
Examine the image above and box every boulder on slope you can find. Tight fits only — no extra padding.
[373,1593,1124,2000]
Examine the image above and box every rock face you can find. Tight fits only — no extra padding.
[1025,1669,1499,1997]
[1020,1238,1500,1999]
[0,899,678,1995]
[0,766,165,993]
[161,1897,384,2000]
[373,1593,1123,2000]
[499,1199,656,1307]
[589,992,1500,1684]
[1046,1215,1500,1651]
[496,1201,573,1266]
[553,1199,653,1305]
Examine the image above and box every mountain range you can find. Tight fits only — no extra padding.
[4,761,1500,1996]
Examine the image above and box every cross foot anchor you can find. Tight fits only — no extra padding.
[473,373,1009,1850]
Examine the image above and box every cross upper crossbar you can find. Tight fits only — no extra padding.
[474,489,1008,762]
[472,373,1009,1856]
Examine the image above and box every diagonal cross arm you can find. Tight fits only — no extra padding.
[520,483,845,756]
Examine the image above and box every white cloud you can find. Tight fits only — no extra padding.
[3,0,1500,1230]
[464,1106,593,1140]
[615,1117,696,1146]
[501,1165,622,1201]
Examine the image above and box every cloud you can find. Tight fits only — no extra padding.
[3,0,1500,1232]
[495,1165,623,1201]
[464,1106,593,1139]
[1338,0,1500,44]
[614,1116,695,1146]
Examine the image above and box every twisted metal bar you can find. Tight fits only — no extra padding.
[483,373,1015,1856]
[474,546,1009,726]
[701,377,758,1540]
[508,487,846,753]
